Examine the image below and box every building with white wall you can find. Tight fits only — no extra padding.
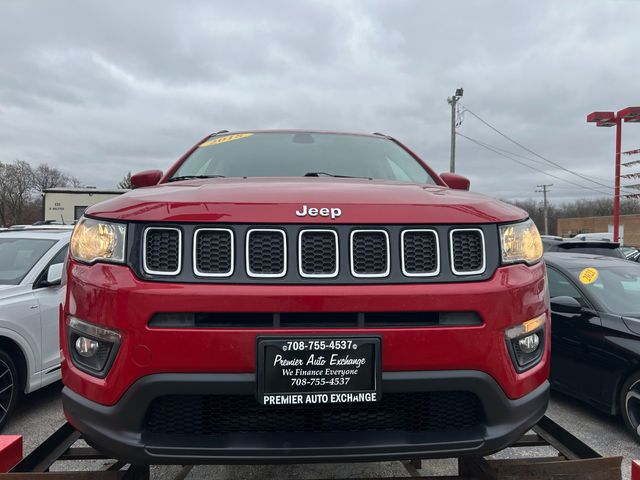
[43,188,127,223]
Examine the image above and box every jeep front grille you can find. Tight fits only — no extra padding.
[137,224,495,283]
[299,230,338,277]
[143,227,181,275]
[246,229,286,277]
[350,230,389,277]
[450,229,486,275]
[193,229,233,277]
[401,229,439,276]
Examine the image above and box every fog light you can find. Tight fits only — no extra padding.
[75,337,99,357]
[67,317,121,378]
[518,333,540,354]
[505,313,546,372]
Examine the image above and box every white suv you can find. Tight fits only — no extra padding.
[0,227,72,428]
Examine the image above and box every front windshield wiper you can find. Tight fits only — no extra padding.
[168,175,226,182]
[304,171,371,179]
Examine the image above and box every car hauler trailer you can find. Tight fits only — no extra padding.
[0,416,623,479]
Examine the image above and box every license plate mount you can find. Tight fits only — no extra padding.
[257,336,381,406]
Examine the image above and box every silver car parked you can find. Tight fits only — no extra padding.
[0,227,72,428]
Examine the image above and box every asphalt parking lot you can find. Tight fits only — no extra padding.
[4,382,637,479]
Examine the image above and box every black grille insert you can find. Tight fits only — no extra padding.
[402,230,438,275]
[451,229,485,274]
[194,229,233,276]
[148,311,482,329]
[144,228,181,274]
[299,230,338,276]
[145,391,483,435]
[247,230,286,276]
[351,230,389,276]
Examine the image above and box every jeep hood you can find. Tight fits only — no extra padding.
[87,178,527,224]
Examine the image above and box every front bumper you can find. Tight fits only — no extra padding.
[63,370,549,465]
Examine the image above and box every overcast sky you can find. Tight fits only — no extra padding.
[1,1,638,203]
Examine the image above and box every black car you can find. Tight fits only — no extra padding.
[546,252,640,441]
[542,238,624,258]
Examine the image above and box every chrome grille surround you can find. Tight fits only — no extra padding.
[245,228,287,278]
[349,229,390,278]
[298,229,339,278]
[449,228,486,276]
[143,227,182,276]
[400,229,440,277]
[193,228,234,278]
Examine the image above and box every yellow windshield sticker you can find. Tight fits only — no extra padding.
[199,133,253,147]
[579,267,599,285]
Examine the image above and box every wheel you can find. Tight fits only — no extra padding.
[0,349,18,430]
[621,371,640,442]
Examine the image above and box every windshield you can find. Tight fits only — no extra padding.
[0,238,56,285]
[568,262,640,316]
[171,132,436,184]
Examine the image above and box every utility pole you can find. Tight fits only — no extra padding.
[535,184,553,235]
[447,87,464,173]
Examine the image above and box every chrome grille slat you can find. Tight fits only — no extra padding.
[194,229,234,277]
[350,230,390,278]
[246,229,287,278]
[401,229,440,277]
[298,229,339,278]
[450,229,486,275]
[143,227,182,275]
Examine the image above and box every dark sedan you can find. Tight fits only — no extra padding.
[546,252,640,441]
[542,238,624,258]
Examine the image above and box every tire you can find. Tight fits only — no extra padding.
[0,349,18,431]
[621,371,640,442]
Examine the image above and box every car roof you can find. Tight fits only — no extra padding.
[544,251,630,268]
[0,229,72,240]
[544,239,620,248]
[204,129,389,140]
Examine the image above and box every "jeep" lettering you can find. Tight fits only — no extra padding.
[295,205,342,220]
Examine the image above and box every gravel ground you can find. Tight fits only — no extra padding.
[3,383,637,478]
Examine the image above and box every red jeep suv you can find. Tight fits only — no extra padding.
[61,130,549,464]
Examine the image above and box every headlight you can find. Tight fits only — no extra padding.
[499,218,543,265]
[70,217,127,264]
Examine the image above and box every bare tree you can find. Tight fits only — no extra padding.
[0,160,35,225]
[68,176,83,188]
[33,163,72,192]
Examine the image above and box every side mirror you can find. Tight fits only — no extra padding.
[131,170,163,189]
[440,172,470,190]
[550,296,582,314]
[45,263,64,286]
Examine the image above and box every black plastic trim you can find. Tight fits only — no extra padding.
[62,371,549,465]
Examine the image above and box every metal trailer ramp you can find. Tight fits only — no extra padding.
[2,416,623,479]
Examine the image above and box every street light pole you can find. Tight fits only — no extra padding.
[614,117,623,243]
[586,106,640,243]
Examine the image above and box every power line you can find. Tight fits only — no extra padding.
[461,105,622,191]
[456,132,615,196]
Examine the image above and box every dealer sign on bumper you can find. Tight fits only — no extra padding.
[257,337,381,405]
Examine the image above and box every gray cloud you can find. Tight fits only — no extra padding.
[0,0,638,203]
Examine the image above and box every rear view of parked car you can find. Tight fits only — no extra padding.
[546,252,640,441]
[542,238,624,258]
[0,227,71,428]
